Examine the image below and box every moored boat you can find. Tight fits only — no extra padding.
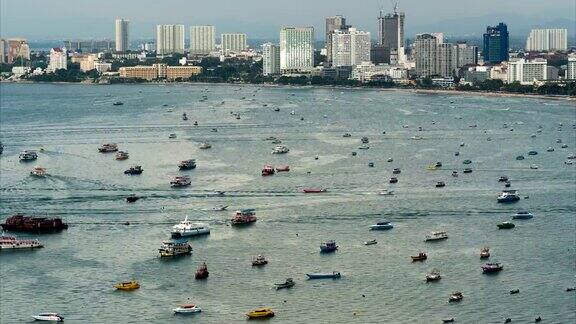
[370,220,394,230]
[31,313,64,322]
[173,304,201,315]
[199,142,211,149]
[115,151,129,160]
[158,240,193,257]
[320,240,338,253]
[449,291,463,302]
[480,247,490,259]
[411,252,428,261]
[275,165,290,172]
[195,262,209,279]
[303,188,327,193]
[178,159,196,170]
[497,221,515,229]
[113,101,124,106]
[30,167,47,177]
[19,150,38,161]
[306,271,341,279]
[1,215,68,233]
[231,209,257,225]
[435,181,445,188]
[252,255,268,266]
[262,165,275,176]
[170,176,191,187]
[272,145,289,154]
[0,235,43,250]
[389,177,398,183]
[512,211,533,219]
[98,143,118,153]
[275,278,295,290]
[114,281,140,290]
[171,216,210,238]
[246,308,275,319]
[497,190,520,203]
[126,194,140,203]
[124,165,143,175]
[364,239,377,245]
[426,269,441,282]
[425,231,448,241]
[482,262,503,273]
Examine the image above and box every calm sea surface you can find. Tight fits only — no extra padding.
[0,83,575,323]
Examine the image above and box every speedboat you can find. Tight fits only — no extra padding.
[31,313,64,322]
[199,142,211,149]
[231,209,257,225]
[171,216,210,237]
[168,133,177,139]
[364,239,377,245]
[497,190,520,203]
[389,177,398,183]
[246,308,275,319]
[115,151,129,160]
[178,159,196,170]
[462,159,472,165]
[463,168,473,173]
[370,220,393,230]
[195,262,209,279]
[182,113,188,121]
[516,155,525,160]
[547,147,554,152]
[113,101,124,106]
[170,176,191,187]
[498,176,509,182]
[497,221,515,229]
[303,188,327,193]
[158,240,193,257]
[411,252,427,261]
[379,190,394,196]
[98,143,118,153]
[252,255,268,266]
[449,291,463,302]
[306,271,341,279]
[426,269,441,282]
[435,181,445,188]
[480,247,490,258]
[529,164,539,169]
[320,240,338,253]
[173,304,201,314]
[343,133,352,138]
[482,263,503,273]
[262,165,275,176]
[512,211,533,219]
[272,145,289,154]
[275,165,290,172]
[19,150,38,161]
[392,168,401,174]
[124,165,143,175]
[30,167,47,177]
[114,281,140,290]
[425,231,448,241]
[275,278,295,290]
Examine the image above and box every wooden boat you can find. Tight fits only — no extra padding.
[411,252,428,262]
[195,262,209,279]
[114,281,140,290]
[275,165,290,172]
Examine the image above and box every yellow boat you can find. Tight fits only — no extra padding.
[426,165,438,170]
[114,281,140,291]
[246,307,275,319]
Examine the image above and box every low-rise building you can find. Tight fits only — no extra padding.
[166,66,202,80]
[431,77,455,88]
[464,65,490,83]
[94,62,112,73]
[350,62,408,83]
[119,63,201,80]
[507,58,547,85]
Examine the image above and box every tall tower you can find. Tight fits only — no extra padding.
[115,18,129,52]
[325,16,348,66]
[156,25,185,55]
[377,3,405,63]
[190,26,216,55]
[483,23,509,63]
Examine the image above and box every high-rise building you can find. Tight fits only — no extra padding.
[0,39,5,64]
[156,24,185,55]
[507,58,547,84]
[567,57,576,80]
[377,8,405,62]
[525,29,568,52]
[6,39,30,64]
[325,16,349,66]
[262,43,280,76]
[452,42,478,68]
[65,40,114,53]
[483,23,509,63]
[190,26,216,55]
[280,27,314,73]
[221,33,247,54]
[47,48,67,72]
[331,28,371,67]
[414,33,439,77]
[115,18,129,52]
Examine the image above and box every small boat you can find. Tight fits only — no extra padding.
[303,188,327,193]
[426,269,441,282]
[113,101,124,106]
[173,304,201,314]
[343,133,352,138]
[368,162,374,167]
[411,252,428,261]
[19,150,38,161]
[529,164,539,169]
[274,108,280,112]
[351,152,357,156]
[182,113,188,121]
[463,168,473,173]
[168,133,177,139]
[358,145,370,150]
[498,176,509,182]
[361,136,369,144]
[158,240,193,257]
[443,318,455,323]
[462,159,472,165]
[275,165,290,172]
[212,205,228,211]
[252,255,268,266]
[170,176,191,187]
[231,209,257,225]
[435,162,442,168]
[512,211,533,219]
[0,235,43,250]
[126,194,140,203]
[30,167,47,177]
[31,313,64,322]
[124,165,143,175]
[364,239,377,245]
[306,271,341,279]
[497,190,520,203]
[527,150,538,155]
[565,160,574,165]
[482,262,503,273]
[115,151,129,160]
[387,158,393,162]
[262,165,275,176]
[171,216,210,238]
[379,190,394,196]
[497,221,515,229]
[561,144,568,148]
[320,240,338,253]
[455,151,460,156]
[370,220,393,230]
[480,247,490,259]
[516,155,525,160]
[510,289,520,294]
[114,281,140,290]
[392,168,401,174]
[195,262,209,279]
[435,181,445,188]
[449,291,463,302]
[505,181,511,187]
[98,143,118,153]
[178,159,196,170]
[389,177,398,183]
[271,139,282,144]
[272,145,289,154]
[199,142,211,149]
[425,231,448,241]
[246,308,275,319]
[411,135,423,140]
[547,147,554,152]
[452,171,458,177]
[275,278,295,290]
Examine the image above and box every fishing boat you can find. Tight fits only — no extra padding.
[463,168,473,173]
[113,101,124,106]
[126,194,139,203]
[482,263,503,273]
[178,159,196,170]
[516,155,525,160]
[272,145,289,154]
[246,308,275,319]
[497,190,520,203]
[343,133,352,138]
[98,143,118,153]
[306,271,341,279]
[303,188,327,193]
[262,165,275,176]
[425,231,448,241]
[31,313,64,322]
[392,168,401,174]
[170,176,191,187]
[124,165,143,175]
[320,240,338,253]
[252,255,268,266]
[497,221,515,229]
[435,181,446,188]
[173,304,201,314]
[510,289,520,294]
[231,209,257,225]
[512,211,533,219]
[370,220,394,230]
[168,133,177,139]
[158,240,193,257]
[30,167,47,177]
[19,150,38,161]
[0,235,43,250]
[449,291,463,302]
[1,215,68,233]
[275,278,295,290]
[364,239,377,245]
[171,217,210,237]
[275,165,290,172]
[389,177,398,183]
[426,269,441,282]
[195,262,209,279]
[411,252,428,261]
[182,113,188,121]
[199,142,211,149]
[115,151,129,160]
[114,281,140,290]
[498,176,509,182]
[480,247,490,258]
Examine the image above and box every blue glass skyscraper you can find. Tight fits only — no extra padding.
[483,23,509,63]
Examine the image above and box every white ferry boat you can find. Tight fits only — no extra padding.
[158,240,192,257]
[425,231,448,241]
[272,145,289,154]
[171,216,210,238]
[19,150,38,161]
[0,235,43,250]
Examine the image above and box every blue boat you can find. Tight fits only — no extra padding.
[370,220,394,230]
[320,240,338,253]
[306,271,341,279]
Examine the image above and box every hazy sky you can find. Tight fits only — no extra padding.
[1,0,574,40]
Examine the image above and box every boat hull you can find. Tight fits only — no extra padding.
[306,273,341,279]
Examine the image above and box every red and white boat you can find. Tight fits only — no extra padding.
[98,143,118,153]
[115,151,129,160]
[30,167,47,177]
[480,247,490,259]
[170,176,191,187]
[262,165,275,176]
[302,188,327,193]
[231,209,257,225]
[275,166,290,172]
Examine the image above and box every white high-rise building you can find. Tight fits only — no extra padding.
[221,33,247,54]
[507,58,548,85]
[47,47,67,72]
[280,27,314,73]
[526,29,567,52]
[566,56,576,80]
[190,26,215,54]
[262,43,280,76]
[0,39,5,64]
[331,28,370,67]
[115,18,129,52]
[156,24,185,55]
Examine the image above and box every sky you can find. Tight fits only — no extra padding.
[1,0,574,40]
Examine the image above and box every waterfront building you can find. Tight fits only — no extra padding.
[483,23,509,63]
[452,42,478,68]
[325,15,349,66]
[94,62,112,73]
[78,54,98,72]
[190,26,216,55]
[262,43,280,76]
[413,33,439,77]
[377,8,405,63]
[280,27,314,73]
[47,48,67,72]
[115,18,129,52]
[567,56,576,80]
[331,28,371,67]
[156,24,185,55]
[525,29,568,52]
[119,63,201,80]
[507,58,547,85]
[6,38,30,64]
[350,62,408,83]
[221,33,247,54]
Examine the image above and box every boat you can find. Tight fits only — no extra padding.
[463,168,473,173]
[561,144,568,148]
[528,150,538,155]
[199,142,211,149]
[480,247,490,259]
[158,239,193,257]
[498,176,509,182]
[364,239,377,245]
[443,318,455,323]
[271,139,282,144]
[435,181,446,188]
[275,278,295,290]
[320,240,338,253]
[114,281,140,290]
[0,235,43,250]
[435,162,443,168]
[124,165,143,175]
[19,150,38,161]
[178,159,196,170]
[516,155,525,160]
[361,136,369,144]
[370,220,394,230]
[231,209,257,225]
[195,262,209,279]
[547,147,554,152]
[212,205,228,211]
[252,255,268,266]
[113,101,124,106]
[449,291,463,302]
[170,176,191,187]
[30,167,47,177]
[411,252,428,261]
[455,151,460,156]
[379,190,394,196]
[306,271,341,279]
[126,194,139,203]
[262,165,275,176]
[392,168,401,174]
[504,181,511,187]
[512,211,533,219]
[425,231,448,241]
[173,304,201,314]
[510,289,520,294]
[426,269,441,282]
[358,145,370,150]
[565,160,574,165]
[529,164,539,169]
[275,165,290,172]
[482,263,503,273]
[343,133,352,138]
[462,159,472,164]
[98,143,118,153]
[115,151,129,160]
[389,177,398,183]
[171,217,210,238]
[411,135,423,140]
[1,215,68,233]
[497,221,515,229]
[272,145,289,154]
[182,113,188,121]
[168,133,177,139]
[497,190,520,203]
[31,313,64,322]
[246,308,275,319]
[452,171,458,177]
[368,162,375,167]
[303,188,327,193]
